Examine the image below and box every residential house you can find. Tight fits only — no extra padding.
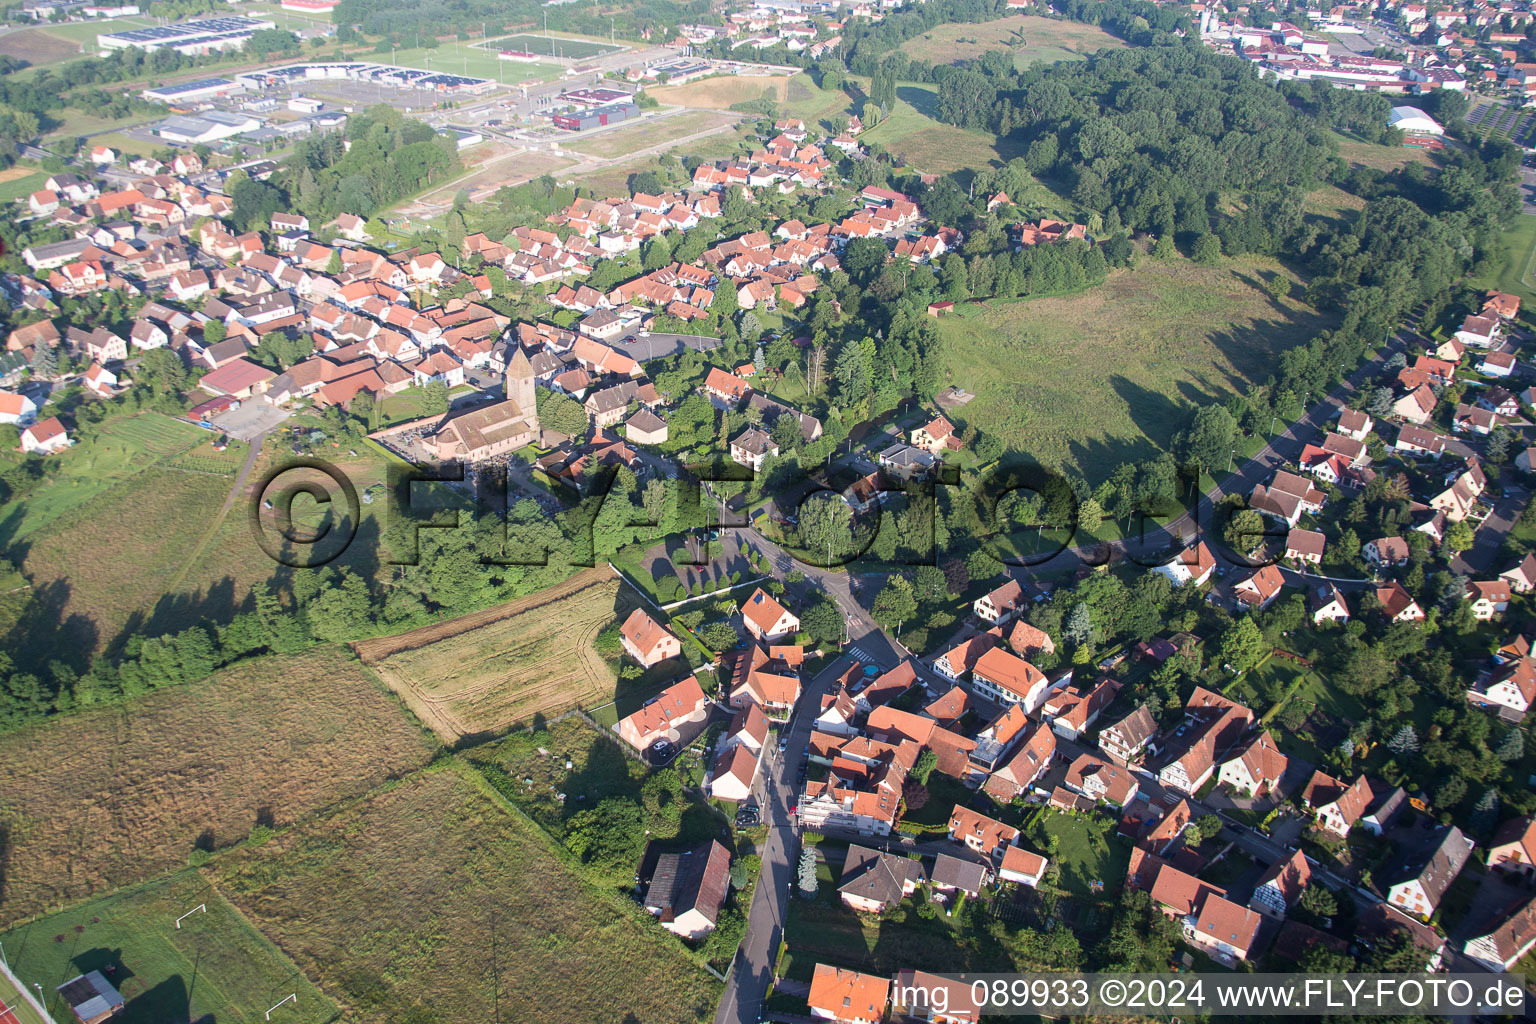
[620,608,681,667]
[1152,542,1217,587]
[1233,564,1286,611]
[1392,384,1437,425]
[1064,754,1141,808]
[889,970,982,1024]
[1249,849,1312,920]
[1098,705,1157,766]
[1488,817,1536,876]
[1157,687,1254,794]
[1464,897,1536,972]
[1304,772,1376,838]
[0,390,38,426]
[1385,826,1473,922]
[1309,582,1351,625]
[1190,894,1264,962]
[707,743,759,802]
[1467,657,1536,719]
[1501,553,1536,594]
[20,416,71,454]
[1216,731,1288,798]
[930,853,990,897]
[973,579,1024,625]
[643,840,731,940]
[981,724,1056,800]
[948,805,1018,862]
[1336,408,1374,441]
[729,425,779,471]
[728,644,802,720]
[1039,677,1119,741]
[740,588,798,641]
[839,844,921,913]
[1285,527,1326,565]
[1361,536,1410,568]
[616,675,708,751]
[1358,903,1447,971]
[1374,581,1425,623]
[910,414,962,454]
[998,846,1049,887]
[1466,580,1511,621]
[808,965,890,1024]
[969,647,1056,711]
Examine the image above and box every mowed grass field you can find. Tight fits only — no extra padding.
[0,168,47,204]
[900,14,1124,68]
[353,567,642,742]
[937,256,1336,478]
[563,109,740,159]
[0,646,436,925]
[856,80,1025,174]
[1470,211,1536,309]
[381,43,557,85]
[0,871,336,1024]
[482,32,625,60]
[214,766,720,1024]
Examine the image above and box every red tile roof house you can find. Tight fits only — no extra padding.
[740,587,799,641]
[615,675,708,751]
[1464,895,1536,972]
[948,805,1019,863]
[1303,771,1378,838]
[706,743,759,803]
[972,579,1025,625]
[1215,731,1288,798]
[1488,815,1536,876]
[808,964,889,1024]
[642,839,731,940]
[20,416,72,455]
[1249,848,1312,920]
[998,846,1050,887]
[619,608,682,668]
[1191,893,1264,962]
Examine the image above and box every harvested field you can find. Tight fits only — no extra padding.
[354,566,643,742]
[0,871,335,1024]
[564,109,740,159]
[0,646,437,926]
[215,766,720,1024]
[649,72,796,110]
[0,27,82,66]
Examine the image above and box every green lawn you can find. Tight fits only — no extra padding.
[377,43,557,85]
[854,79,1027,176]
[935,256,1337,481]
[1026,808,1130,899]
[1468,212,1536,310]
[0,870,336,1024]
[0,413,208,544]
[0,170,47,204]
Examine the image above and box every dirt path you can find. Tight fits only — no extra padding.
[164,432,267,595]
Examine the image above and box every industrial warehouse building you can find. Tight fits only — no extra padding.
[141,77,244,104]
[552,101,640,131]
[98,15,274,54]
[153,109,263,144]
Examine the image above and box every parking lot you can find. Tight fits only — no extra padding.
[212,400,289,441]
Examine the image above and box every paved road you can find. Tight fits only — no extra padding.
[713,652,856,1024]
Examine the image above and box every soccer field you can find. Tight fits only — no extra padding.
[482,33,625,60]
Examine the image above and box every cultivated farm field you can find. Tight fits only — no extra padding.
[0,871,336,1024]
[937,256,1336,479]
[0,646,436,925]
[215,766,720,1024]
[353,566,643,742]
[900,14,1124,68]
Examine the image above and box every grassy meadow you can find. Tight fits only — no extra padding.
[214,765,721,1024]
[935,255,1336,479]
[0,646,437,925]
[900,14,1124,68]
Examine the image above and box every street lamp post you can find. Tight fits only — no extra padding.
[1227,448,1235,474]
